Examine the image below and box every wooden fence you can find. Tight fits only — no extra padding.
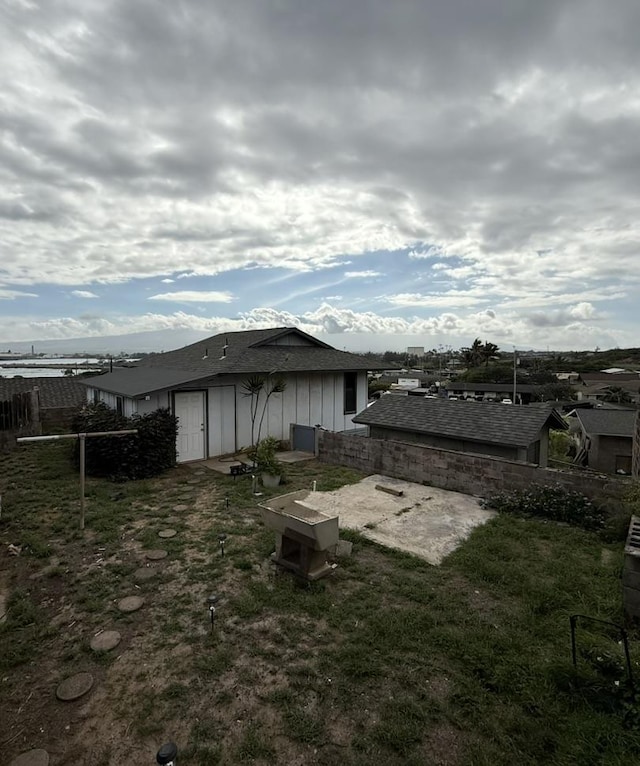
[0,388,42,449]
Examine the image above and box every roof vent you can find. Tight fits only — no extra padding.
[221,337,229,358]
[202,348,208,359]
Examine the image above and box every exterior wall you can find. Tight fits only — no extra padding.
[589,434,633,474]
[228,370,366,453]
[318,430,629,501]
[86,386,168,417]
[89,369,368,458]
[270,335,316,346]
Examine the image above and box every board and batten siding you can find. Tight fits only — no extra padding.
[216,370,368,454]
[88,369,367,458]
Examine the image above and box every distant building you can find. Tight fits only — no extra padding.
[407,346,425,357]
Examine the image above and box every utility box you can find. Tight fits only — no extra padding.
[623,516,640,621]
[259,490,339,581]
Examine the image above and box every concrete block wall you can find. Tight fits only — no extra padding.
[318,431,626,500]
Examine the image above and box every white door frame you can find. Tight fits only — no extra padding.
[173,390,207,463]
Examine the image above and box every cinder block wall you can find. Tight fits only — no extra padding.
[318,431,626,500]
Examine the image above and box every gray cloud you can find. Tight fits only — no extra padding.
[1,0,640,344]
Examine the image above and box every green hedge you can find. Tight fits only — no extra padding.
[71,402,178,480]
[481,484,606,531]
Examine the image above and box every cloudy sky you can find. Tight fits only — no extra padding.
[1,0,639,353]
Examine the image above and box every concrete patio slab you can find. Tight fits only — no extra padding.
[298,474,496,565]
[201,450,314,475]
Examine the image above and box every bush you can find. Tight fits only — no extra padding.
[481,484,606,531]
[71,402,177,480]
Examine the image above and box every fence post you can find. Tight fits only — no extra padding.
[30,387,42,435]
[79,434,86,530]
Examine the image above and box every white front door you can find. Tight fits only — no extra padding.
[174,391,206,463]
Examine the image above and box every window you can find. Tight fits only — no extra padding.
[344,372,357,414]
[92,389,100,404]
[116,396,124,416]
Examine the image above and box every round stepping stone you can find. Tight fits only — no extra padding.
[56,672,94,702]
[134,567,157,582]
[90,630,121,652]
[9,750,50,766]
[117,595,144,613]
[173,504,189,512]
[145,549,168,561]
[158,529,177,539]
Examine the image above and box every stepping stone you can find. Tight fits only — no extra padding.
[134,567,157,582]
[173,504,189,512]
[117,595,144,613]
[90,630,121,652]
[187,478,200,484]
[9,750,50,766]
[145,549,168,561]
[56,672,94,702]
[158,529,177,539]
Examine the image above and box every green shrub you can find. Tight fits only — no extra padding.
[481,484,606,531]
[71,402,177,480]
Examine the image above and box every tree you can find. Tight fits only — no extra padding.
[481,341,500,367]
[241,374,287,448]
[601,386,633,404]
[534,381,576,402]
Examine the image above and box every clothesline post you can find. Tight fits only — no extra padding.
[17,430,138,530]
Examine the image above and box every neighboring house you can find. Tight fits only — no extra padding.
[445,382,541,404]
[82,327,377,463]
[575,379,640,405]
[572,408,637,474]
[0,376,86,431]
[352,396,567,467]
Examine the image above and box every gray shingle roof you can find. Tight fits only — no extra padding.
[0,377,87,409]
[353,396,567,447]
[135,327,378,375]
[79,368,217,398]
[447,382,540,394]
[575,408,637,437]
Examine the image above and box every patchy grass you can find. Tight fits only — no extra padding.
[0,442,639,765]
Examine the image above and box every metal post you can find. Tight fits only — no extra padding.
[79,434,86,530]
[513,347,517,404]
[17,429,137,531]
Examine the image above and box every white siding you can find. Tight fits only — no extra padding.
[208,386,236,456]
[321,373,336,430]
[90,369,369,458]
[296,374,310,425]
[271,333,315,346]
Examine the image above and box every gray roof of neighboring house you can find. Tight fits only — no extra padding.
[0,377,87,409]
[575,408,637,437]
[447,382,540,394]
[79,368,217,398]
[580,372,640,383]
[353,396,567,447]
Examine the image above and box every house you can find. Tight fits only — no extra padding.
[575,378,640,406]
[352,396,567,467]
[82,327,377,462]
[572,408,637,474]
[0,376,86,432]
[445,381,541,404]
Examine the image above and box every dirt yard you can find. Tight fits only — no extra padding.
[1,442,638,765]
